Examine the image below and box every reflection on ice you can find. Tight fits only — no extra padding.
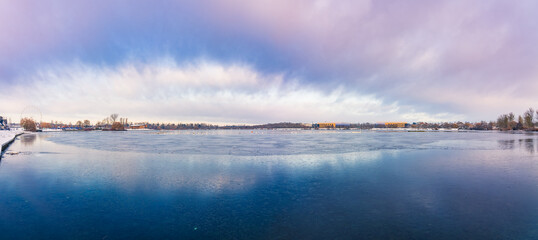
[19,133,36,146]
[519,138,535,154]
[499,137,538,154]
[7,131,538,195]
[2,139,383,194]
[498,139,515,149]
[43,130,531,156]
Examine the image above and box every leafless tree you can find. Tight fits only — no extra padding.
[524,108,534,129]
[110,113,119,123]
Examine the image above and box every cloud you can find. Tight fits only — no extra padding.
[0,58,461,124]
[201,0,538,118]
[1,0,538,122]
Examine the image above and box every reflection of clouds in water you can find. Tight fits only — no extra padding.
[153,172,257,194]
[106,151,382,194]
[49,130,516,156]
[424,139,497,150]
[10,131,538,197]
[5,137,383,194]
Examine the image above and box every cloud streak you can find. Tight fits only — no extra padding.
[0,58,463,123]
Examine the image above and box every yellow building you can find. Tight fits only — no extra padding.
[130,124,147,129]
[385,122,407,128]
[317,123,336,128]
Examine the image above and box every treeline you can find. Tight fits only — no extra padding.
[147,122,311,130]
[250,122,308,129]
[254,122,308,128]
[344,122,494,130]
[33,121,498,131]
[145,122,307,130]
[24,110,538,132]
[146,123,219,130]
[497,108,536,131]
[151,122,494,130]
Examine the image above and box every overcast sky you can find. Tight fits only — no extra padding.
[1,0,538,124]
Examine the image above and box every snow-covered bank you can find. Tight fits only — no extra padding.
[1,129,24,152]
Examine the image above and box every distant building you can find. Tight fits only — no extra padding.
[0,116,8,130]
[313,123,336,128]
[384,122,408,128]
[130,124,147,130]
[335,123,351,129]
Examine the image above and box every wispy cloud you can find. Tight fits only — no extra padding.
[0,58,460,123]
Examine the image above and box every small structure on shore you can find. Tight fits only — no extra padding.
[129,124,147,130]
[313,123,336,129]
[384,122,408,128]
[0,116,8,130]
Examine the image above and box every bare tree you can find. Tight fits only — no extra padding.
[508,112,516,130]
[497,114,510,130]
[517,115,524,130]
[524,108,534,129]
[110,113,119,123]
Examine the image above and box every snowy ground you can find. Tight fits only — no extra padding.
[1,129,24,151]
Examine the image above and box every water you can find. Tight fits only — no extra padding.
[1,130,538,239]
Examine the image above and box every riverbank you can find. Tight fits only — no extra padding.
[0,130,24,152]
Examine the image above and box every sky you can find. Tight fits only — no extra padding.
[1,0,538,124]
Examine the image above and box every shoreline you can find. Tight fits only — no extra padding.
[1,130,24,154]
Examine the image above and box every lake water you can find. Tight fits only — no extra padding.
[1,130,538,239]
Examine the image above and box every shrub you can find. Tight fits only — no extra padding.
[20,118,37,132]
[111,122,125,131]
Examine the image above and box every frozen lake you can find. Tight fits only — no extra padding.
[1,130,538,239]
